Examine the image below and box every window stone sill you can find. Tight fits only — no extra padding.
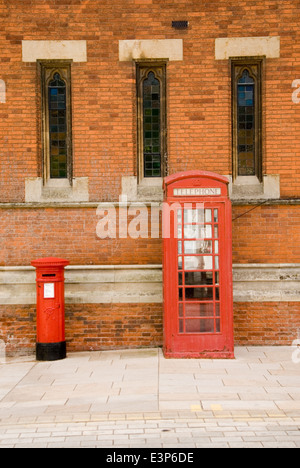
[25,177,89,203]
[228,175,280,200]
[122,176,163,202]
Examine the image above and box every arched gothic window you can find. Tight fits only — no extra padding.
[48,73,68,179]
[143,71,161,178]
[237,69,255,177]
[39,61,72,182]
[232,60,262,181]
[136,62,167,181]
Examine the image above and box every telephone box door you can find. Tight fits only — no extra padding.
[163,171,234,359]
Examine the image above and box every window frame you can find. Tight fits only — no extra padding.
[38,60,73,184]
[231,58,263,182]
[136,60,168,183]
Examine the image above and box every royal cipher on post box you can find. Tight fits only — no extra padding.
[163,171,234,359]
[31,257,69,361]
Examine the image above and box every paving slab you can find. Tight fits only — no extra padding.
[0,346,300,447]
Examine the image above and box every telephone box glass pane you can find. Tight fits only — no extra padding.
[185,319,201,333]
[185,319,214,333]
[177,210,182,224]
[185,303,214,317]
[184,256,213,271]
[178,272,183,285]
[184,209,205,223]
[185,287,213,300]
[184,240,213,254]
[177,225,182,238]
[177,204,222,336]
[205,209,212,222]
[185,271,213,286]
[184,225,212,239]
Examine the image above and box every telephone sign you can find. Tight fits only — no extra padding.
[163,171,234,359]
[173,187,221,196]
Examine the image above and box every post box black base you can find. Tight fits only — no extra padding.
[36,341,66,361]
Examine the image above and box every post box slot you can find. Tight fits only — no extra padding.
[42,274,56,277]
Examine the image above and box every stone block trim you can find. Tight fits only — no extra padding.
[119,39,183,61]
[22,40,87,62]
[215,36,280,60]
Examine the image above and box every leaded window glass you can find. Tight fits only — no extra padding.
[136,62,167,182]
[143,71,161,178]
[39,61,72,182]
[231,60,262,182]
[48,73,68,179]
[237,70,255,176]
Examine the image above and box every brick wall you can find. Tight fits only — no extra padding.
[0,303,163,357]
[0,207,163,266]
[0,305,36,356]
[1,300,298,357]
[65,303,163,352]
[232,203,300,264]
[1,203,300,266]
[234,302,300,346]
[0,0,300,202]
[1,0,300,353]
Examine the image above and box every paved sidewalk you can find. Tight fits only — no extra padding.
[0,346,300,448]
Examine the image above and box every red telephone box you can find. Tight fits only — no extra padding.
[163,171,234,359]
[31,257,69,361]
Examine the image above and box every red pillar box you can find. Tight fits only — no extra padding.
[31,257,69,361]
[163,171,234,359]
